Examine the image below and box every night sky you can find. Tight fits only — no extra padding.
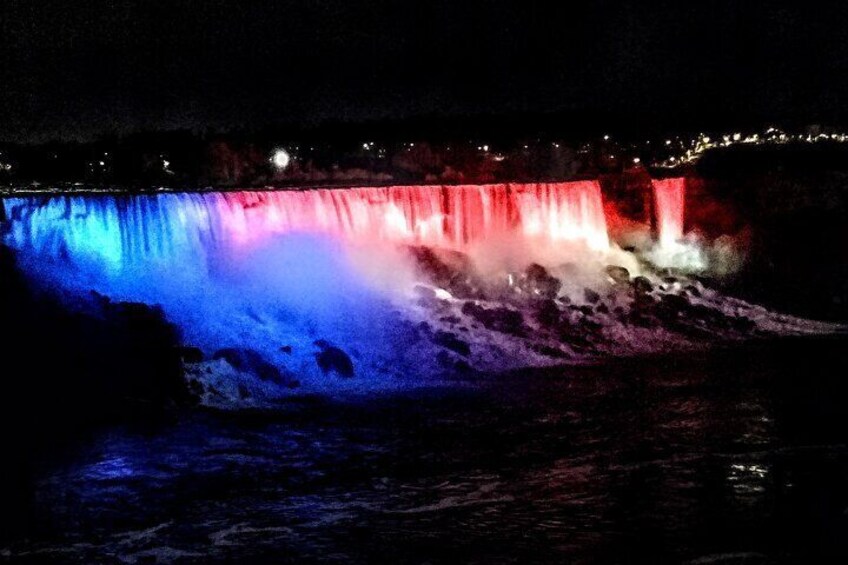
[3,1,848,142]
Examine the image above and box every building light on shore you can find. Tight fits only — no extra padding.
[271,149,291,170]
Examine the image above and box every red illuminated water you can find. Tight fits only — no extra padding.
[652,178,686,247]
[215,181,610,251]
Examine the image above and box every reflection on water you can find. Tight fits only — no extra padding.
[3,337,848,563]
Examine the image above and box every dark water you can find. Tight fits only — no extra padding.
[3,337,848,564]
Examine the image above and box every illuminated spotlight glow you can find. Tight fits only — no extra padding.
[271,149,291,169]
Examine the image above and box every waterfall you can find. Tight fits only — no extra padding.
[2,182,610,270]
[652,177,686,248]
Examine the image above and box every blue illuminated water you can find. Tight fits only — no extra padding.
[2,194,418,393]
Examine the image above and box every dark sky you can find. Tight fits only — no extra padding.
[3,0,848,142]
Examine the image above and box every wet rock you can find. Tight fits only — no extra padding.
[530,343,570,358]
[413,284,440,308]
[519,263,562,299]
[433,330,471,356]
[605,265,631,284]
[313,340,355,378]
[584,288,601,304]
[685,284,702,297]
[213,348,297,386]
[414,285,437,299]
[532,298,561,327]
[461,301,525,335]
[655,293,690,322]
[729,315,756,332]
[406,246,480,298]
[633,276,653,295]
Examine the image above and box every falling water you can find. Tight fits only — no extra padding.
[1,182,610,269]
[652,177,686,248]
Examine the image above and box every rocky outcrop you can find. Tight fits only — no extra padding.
[313,340,355,378]
[1,245,189,433]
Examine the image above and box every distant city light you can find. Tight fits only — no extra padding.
[632,157,641,164]
[603,135,610,140]
[271,149,291,169]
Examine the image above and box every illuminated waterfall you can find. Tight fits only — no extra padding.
[2,182,610,269]
[652,177,686,248]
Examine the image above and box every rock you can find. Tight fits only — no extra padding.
[685,284,702,297]
[519,263,562,299]
[406,246,480,298]
[605,265,631,284]
[584,288,601,304]
[313,340,355,378]
[413,284,440,308]
[655,293,690,321]
[176,346,204,364]
[530,343,570,358]
[1,244,190,425]
[413,285,437,300]
[532,298,561,327]
[436,350,475,373]
[633,276,653,295]
[433,330,471,356]
[212,348,297,386]
[729,315,756,332]
[461,301,525,335]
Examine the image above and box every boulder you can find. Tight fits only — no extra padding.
[633,276,653,295]
[313,340,355,378]
[519,263,562,299]
[433,330,471,356]
[212,348,298,386]
[605,265,631,284]
[461,301,525,335]
[532,298,561,327]
[584,288,601,304]
[406,246,480,298]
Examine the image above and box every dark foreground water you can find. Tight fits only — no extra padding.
[3,337,848,564]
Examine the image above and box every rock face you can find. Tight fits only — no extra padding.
[0,245,188,435]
